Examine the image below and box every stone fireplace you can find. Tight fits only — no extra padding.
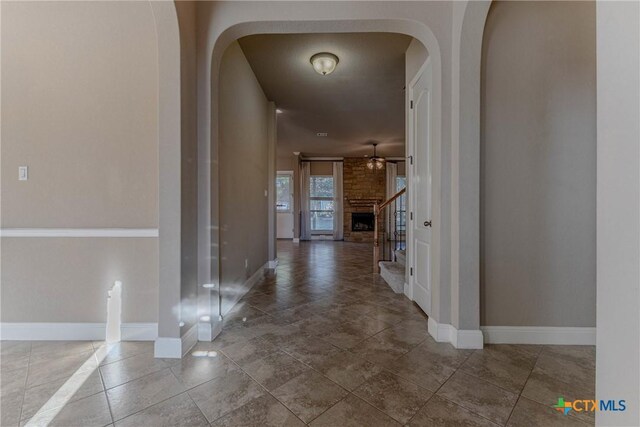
[343,158,386,243]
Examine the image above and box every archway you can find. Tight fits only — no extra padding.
[199,18,444,344]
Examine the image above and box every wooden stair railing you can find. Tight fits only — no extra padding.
[373,187,406,272]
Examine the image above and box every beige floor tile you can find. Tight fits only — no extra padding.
[507,397,589,426]
[386,348,455,392]
[281,336,342,367]
[310,394,401,427]
[460,351,534,394]
[1,390,24,427]
[272,370,348,423]
[210,393,305,427]
[242,351,310,391]
[1,342,31,359]
[26,350,98,389]
[170,352,239,389]
[436,371,519,425]
[314,350,383,391]
[353,371,432,424]
[188,370,265,422]
[1,367,28,397]
[1,354,30,375]
[21,391,112,427]
[115,392,208,427]
[479,344,542,370]
[541,345,596,371]
[93,341,154,366]
[351,335,412,366]
[106,368,186,421]
[100,352,170,389]
[407,396,500,426]
[29,341,94,362]
[534,353,595,393]
[21,369,104,420]
[521,369,595,425]
[317,321,382,350]
[221,336,279,367]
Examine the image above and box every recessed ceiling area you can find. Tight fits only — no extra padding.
[238,33,414,158]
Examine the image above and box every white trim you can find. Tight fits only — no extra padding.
[0,322,158,341]
[267,259,279,269]
[154,337,181,358]
[221,262,267,317]
[0,228,159,238]
[481,326,596,345]
[427,317,483,349]
[120,323,158,341]
[293,238,300,243]
[452,329,484,349]
[181,324,198,356]
[197,318,223,342]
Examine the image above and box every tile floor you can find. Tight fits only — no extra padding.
[1,241,595,426]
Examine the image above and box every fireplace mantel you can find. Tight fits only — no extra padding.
[347,198,382,208]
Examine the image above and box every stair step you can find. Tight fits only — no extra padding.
[379,261,405,294]
[395,249,406,266]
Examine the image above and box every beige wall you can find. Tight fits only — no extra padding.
[480,1,596,327]
[219,41,271,314]
[1,1,159,323]
[310,161,333,176]
[1,238,158,323]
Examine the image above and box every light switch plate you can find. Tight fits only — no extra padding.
[18,166,28,181]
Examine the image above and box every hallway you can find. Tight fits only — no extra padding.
[2,241,595,426]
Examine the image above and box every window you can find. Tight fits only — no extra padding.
[395,176,407,232]
[276,173,293,212]
[310,176,334,232]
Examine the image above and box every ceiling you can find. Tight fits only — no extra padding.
[238,33,413,158]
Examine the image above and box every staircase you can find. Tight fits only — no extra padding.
[373,187,407,293]
[379,249,405,293]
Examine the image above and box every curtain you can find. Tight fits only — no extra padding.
[300,161,311,240]
[385,162,398,237]
[332,161,344,240]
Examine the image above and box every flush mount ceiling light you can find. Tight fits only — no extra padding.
[310,52,339,75]
[366,142,385,170]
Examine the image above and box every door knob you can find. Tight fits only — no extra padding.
[424,220,432,227]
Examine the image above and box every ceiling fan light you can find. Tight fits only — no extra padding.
[310,53,339,76]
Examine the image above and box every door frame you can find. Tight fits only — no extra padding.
[406,57,441,321]
[276,170,295,239]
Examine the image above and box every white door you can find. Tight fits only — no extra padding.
[276,172,294,239]
[408,62,432,316]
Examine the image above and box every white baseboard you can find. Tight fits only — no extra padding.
[427,317,484,349]
[267,258,279,269]
[481,326,596,345]
[0,322,158,341]
[221,262,267,317]
[293,238,300,243]
[197,318,223,342]
[181,324,198,356]
[154,337,181,358]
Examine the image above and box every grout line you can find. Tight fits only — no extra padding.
[97,367,115,425]
[213,352,308,426]
[17,342,32,423]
